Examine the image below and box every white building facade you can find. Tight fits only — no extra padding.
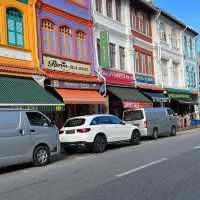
[154,10,199,114]
[93,0,134,75]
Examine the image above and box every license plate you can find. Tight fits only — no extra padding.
[65,130,75,134]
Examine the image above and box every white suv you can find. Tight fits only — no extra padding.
[59,114,141,153]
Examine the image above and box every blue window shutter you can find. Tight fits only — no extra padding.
[6,8,24,48]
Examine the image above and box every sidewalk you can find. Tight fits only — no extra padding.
[177,125,200,135]
[178,124,200,132]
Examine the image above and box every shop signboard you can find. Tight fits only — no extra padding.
[123,100,153,109]
[100,31,109,68]
[168,93,191,99]
[102,68,134,85]
[43,56,91,75]
[135,74,155,84]
[51,80,99,90]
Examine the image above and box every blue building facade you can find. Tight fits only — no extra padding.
[183,28,199,92]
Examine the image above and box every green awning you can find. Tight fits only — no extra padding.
[166,88,192,94]
[0,76,64,112]
[107,86,152,103]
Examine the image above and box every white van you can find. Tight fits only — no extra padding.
[123,107,178,139]
[0,109,60,168]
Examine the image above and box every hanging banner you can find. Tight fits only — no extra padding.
[100,31,109,68]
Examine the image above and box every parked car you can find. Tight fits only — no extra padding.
[0,109,60,168]
[59,114,141,153]
[123,107,178,139]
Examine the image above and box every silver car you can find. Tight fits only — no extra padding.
[0,109,60,168]
[123,107,178,139]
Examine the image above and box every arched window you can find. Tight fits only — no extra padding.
[41,20,56,53]
[60,26,72,58]
[76,31,86,61]
[7,8,24,47]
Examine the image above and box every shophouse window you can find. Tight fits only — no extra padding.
[140,53,146,74]
[135,51,140,73]
[41,20,56,54]
[146,18,151,37]
[76,31,86,61]
[96,0,102,13]
[131,9,136,30]
[160,22,167,42]
[106,0,113,18]
[184,36,187,55]
[190,38,193,58]
[115,0,121,22]
[119,46,125,70]
[171,29,178,48]
[172,62,179,86]
[109,43,116,68]
[138,13,144,33]
[161,59,168,85]
[7,8,24,47]
[97,39,101,66]
[147,55,153,75]
[60,26,72,58]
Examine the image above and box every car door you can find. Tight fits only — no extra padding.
[109,116,131,142]
[25,112,58,148]
[92,116,114,143]
[0,111,29,167]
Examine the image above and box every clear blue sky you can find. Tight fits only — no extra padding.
[154,0,200,51]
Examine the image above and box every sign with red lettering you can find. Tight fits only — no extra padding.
[123,100,153,109]
[101,68,134,85]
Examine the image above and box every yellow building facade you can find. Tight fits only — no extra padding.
[0,0,39,75]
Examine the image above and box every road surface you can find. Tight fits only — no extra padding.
[0,128,200,200]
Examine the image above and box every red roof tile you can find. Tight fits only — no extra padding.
[0,65,44,76]
[137,83,164,92]
[42,69,101,83]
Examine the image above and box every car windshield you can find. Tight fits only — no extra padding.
[123,110,144,121]
[64,118,86,127]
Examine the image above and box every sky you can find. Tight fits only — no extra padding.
[154,0,200,51]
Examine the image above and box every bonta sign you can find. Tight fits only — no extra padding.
[43,56,91,75]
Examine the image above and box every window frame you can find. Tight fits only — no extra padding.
[6,7,24,48]
[41,19,56,54]
[60,25,73,58]
[96,0,102,13]
[119,46,125,71]
[109,42,116,68]
[106,0,113,18]
[115,0,121,22]
[76,30,86,61]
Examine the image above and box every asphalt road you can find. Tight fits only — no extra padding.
[0,128,200,200]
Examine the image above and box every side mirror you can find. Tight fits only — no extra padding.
[120,121,126,125]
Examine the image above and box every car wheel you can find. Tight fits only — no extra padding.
[131,130,141,145]
[93,135,107,153]
[152,128,158,140]
[171,126,176,136]
[33,146,50,167]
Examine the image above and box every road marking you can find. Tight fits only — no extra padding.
[116,157,168,178]
[194,146,200,150]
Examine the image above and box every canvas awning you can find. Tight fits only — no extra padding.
[143,91,170,102]
[0,76,64,112]
[55,89,107,105]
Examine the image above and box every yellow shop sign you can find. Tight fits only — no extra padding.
[43,56,91,75]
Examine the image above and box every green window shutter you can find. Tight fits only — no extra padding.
[6,8,24,48]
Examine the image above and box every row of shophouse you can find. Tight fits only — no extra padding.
[0,0,199,127]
